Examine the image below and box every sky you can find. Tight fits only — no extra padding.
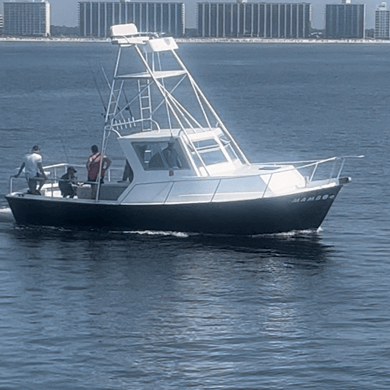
[0,0,377,29]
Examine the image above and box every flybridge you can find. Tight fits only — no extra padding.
[103,23,249,169]
[104,22,235,136]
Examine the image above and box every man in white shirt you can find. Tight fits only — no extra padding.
[14,145,48,195]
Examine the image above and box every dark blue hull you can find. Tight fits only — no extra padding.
[6,185,342,235]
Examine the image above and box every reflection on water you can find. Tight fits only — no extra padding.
[0,222,336,389]
[188,232,332,265]
[6,222,332,264]
[0,209,387,390]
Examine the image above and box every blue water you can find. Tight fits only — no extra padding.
[0,42,389,389]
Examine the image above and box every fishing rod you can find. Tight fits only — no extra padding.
[60,138,70,164]
[101,65,135,122]
[93,75,107,116]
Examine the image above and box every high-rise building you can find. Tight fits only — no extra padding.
[78,2,185,38]
[197,2,311,38]
[325,1,365,39]
[3,1,50,37]
[375,2,390,39]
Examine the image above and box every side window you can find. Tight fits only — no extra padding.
[133,141,188,171]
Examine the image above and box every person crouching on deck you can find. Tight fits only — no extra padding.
[59,166,78,198]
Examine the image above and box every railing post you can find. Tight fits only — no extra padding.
[328,158,337,183]
[309,163,319,182]
[337,158,346,179]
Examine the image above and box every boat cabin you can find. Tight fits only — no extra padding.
[119,127,246,180]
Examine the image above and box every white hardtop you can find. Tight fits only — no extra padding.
[116,70,187,80]
[118,127,223,142]
[110,23,178,52]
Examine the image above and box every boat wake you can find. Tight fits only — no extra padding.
[256,227,323,238]
[0,207,15,223]
[114,228,322,239]
[113,230,190,238]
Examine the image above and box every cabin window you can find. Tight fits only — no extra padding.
[191,139,228,166]
[132,141,188,170]
[219,135,239,161]
[193,139,219,150]
[200,149,227,165]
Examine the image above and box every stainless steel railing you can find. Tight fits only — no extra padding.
[8,163,124,196]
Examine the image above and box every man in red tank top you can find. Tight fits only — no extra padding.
[86,145,111,183]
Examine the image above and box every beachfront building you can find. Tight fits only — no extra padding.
[375,2,390,39]
[3,1,50,37]
[196,2,311,38]
[0,14,3,35]
[325,0,365,39]
[78,1,185,38]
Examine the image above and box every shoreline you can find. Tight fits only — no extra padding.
[0,36,389,44]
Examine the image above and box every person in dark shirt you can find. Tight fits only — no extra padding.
[163,140,181,169]
[59,166,77,198]
[121,160,134,182]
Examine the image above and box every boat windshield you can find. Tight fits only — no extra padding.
[191,139,228,166]
[219,134,240,162]
[133,141,189,171]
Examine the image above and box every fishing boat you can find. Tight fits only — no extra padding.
[6,23,359,235]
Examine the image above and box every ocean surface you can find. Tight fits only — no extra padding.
[0,41,389,389]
